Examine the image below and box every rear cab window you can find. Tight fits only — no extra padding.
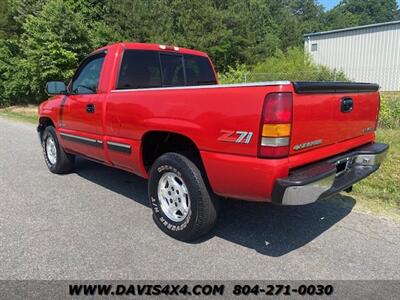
[116,50,216,90]
[184,54,217,86]
[160,53,185,87]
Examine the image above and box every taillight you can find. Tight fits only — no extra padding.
[258,93,293,158]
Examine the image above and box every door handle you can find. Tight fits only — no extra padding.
[86,103,95,113]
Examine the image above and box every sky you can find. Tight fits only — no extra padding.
[318,0,400,11]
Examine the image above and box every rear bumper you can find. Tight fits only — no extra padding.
[272,142,389,205]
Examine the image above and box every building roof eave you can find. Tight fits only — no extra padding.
[304,20,400,37]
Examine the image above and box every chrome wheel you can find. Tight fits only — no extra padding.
[157,172,191,222]
[45,136,57,165]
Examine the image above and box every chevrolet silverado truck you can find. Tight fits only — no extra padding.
[38,42,388,241]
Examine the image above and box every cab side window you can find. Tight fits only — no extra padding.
[117,51,162,89]
[71,54,105,94]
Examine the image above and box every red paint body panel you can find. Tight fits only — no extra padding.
[200,150,289,201]
[105,85,290,155]
[38,42,379,202]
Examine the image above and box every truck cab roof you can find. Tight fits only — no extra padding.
[92,42,209,58]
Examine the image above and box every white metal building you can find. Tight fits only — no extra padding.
[305,20,400,91]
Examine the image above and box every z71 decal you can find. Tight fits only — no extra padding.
[218,130,253,144]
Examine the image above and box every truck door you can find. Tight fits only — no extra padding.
[58,52,106,162]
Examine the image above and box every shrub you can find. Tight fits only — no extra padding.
[218,64,250,84]
[219,47,348,84]
[379,93,400,128]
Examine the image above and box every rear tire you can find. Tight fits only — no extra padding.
[148,152,218,241]
[41,126,75,174]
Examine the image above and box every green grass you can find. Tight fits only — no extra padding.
[0,106,38,124]
[1,105,399,221]
[350,129,400,221]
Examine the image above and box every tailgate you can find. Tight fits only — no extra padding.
[289,82,380,155]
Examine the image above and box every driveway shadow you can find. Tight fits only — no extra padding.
[74,158,355,257]
[75,158,149,207]
[206,195,355,256]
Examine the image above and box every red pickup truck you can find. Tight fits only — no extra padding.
[38,42,388,241]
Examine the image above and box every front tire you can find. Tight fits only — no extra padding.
[41,126,75,174]
[148,153,218,241]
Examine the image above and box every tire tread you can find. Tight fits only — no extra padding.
[42,126,74,174]
[149,152,218,241]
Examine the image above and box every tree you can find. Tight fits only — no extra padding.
[6,0,46,34]
[65,0,120,48]
[0,0,8,38]
[323,9,361,31]
[15,0,91,103]
[222,0,280,66]
[1,0,399,106]
[0,0,19,38]
[325,0,399,30]
[104,0,243,71]
[288,0,325,36]
[0,0,117,104]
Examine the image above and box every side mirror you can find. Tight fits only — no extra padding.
[45,81,67,95]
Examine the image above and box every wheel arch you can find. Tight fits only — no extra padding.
[37,117,56,139]
[141,130,205,174]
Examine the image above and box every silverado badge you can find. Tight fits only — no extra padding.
[293,139,323,151]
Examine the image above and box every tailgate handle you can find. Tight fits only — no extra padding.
[341,97,353,113]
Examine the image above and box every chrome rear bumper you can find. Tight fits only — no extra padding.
[272,142,389,205]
